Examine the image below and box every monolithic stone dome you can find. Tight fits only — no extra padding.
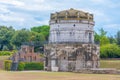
[49,8,95,44]
[50,8,93,21]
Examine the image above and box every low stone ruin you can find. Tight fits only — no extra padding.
[10,45,43,71]
[11,45,43,63]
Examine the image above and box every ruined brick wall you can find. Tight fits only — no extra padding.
[11,45,42,63]
[44,43,100,71]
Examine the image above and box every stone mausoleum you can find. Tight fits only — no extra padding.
[44,8,100,71]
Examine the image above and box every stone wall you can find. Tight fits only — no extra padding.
[11,45,42,63]
[44,43,100,71]
[49,22,94,43]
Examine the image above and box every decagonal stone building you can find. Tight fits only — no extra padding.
[44,8,100,71]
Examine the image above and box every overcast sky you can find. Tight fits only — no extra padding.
[0,0,120,36]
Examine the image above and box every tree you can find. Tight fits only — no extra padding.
[108,36,116,44]
[99,28,107,37]
[31,25,50,40]
[0,26,15,50]
[94,32,100,44]
[2,45,9,51]
[29,31,46,52]
[100,44,120,58]
[100,36,110,46]
[116,30,120,46]
[0,25,50,51]
[94,28,109,45]
[30,31,45,42]
[11,29,31,49]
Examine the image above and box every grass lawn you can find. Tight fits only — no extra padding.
[0,56,119,80]
[0,71,120,80]
[100,60,120,69]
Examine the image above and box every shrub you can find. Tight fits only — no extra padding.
[4,60,12,71]
[17,62,25,71]
[4,61,44,71]
[24,62,44,70]
[100,44,120,58]
[0,51,14,56]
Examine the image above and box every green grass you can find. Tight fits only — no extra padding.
[100,60,120,69]
[0,56,119,80]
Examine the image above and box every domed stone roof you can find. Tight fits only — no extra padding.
[50,8,93,21]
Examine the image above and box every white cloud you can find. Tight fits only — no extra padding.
[90,0,106,4]
[103,24,120,29]
[33,0,45,3]
[10,0,54,11]
[90,0,120,8]
[0,5,10,13]
[102,24,120,36]
[0,0,24,6]
[0,0,119,36]
[20,4,53,11]
[77,8,111,23]
[36,20,49,25]
[0,14,24,22]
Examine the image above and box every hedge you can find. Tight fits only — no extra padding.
[4,60,12,71]
[0,51,14,56]
[4,61,44,71]
[17,62,44,71]
[17,62,25,71]
[24,62,44,70]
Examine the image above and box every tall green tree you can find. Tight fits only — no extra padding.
[94,28,109,45]
[100,36,110,46]
[108,36,116,44]
[11,29,31,49]
[116,30,120,46]
[31,25,50,40]
[29,31,46,52]
[94,32,100,44]
[0,26,15,50]
[30,31,45,42]
[99,28,107,37]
